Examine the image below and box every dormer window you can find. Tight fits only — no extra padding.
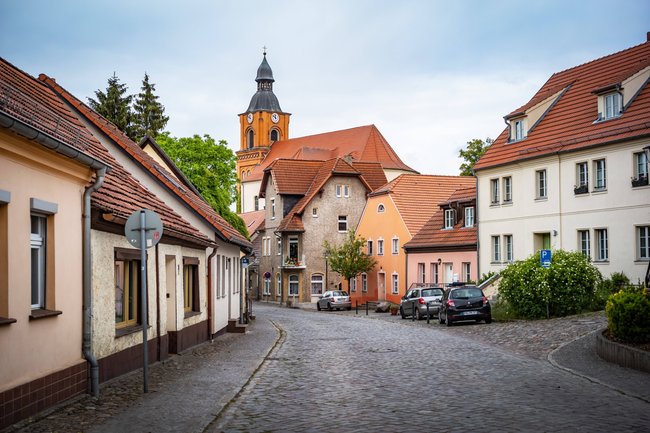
[514,119,526,141]
[604,92,621,119]
[444,209,455,229]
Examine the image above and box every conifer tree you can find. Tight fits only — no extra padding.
[88,72,135,139]
[132,73,169,141]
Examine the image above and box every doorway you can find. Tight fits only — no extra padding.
[377,272,386,300]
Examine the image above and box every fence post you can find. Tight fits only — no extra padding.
[366,301,369,316]
[355,300,358,315]
[426,303,430,324]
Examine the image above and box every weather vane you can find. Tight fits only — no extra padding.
[263,45,267,56]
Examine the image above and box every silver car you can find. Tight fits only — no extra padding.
[400,286,444,320]
[317,290,351,311]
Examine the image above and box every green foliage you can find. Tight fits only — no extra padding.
[156,132,247,237]
[478,271,496,285]
[323,230,377,288]
[132,73,169,142]
[498,250,602,319]
[592,272,632,310]
[88,72,135,139]
[606,287,650,343]
[458,137,492,176]
[489,297,519,322]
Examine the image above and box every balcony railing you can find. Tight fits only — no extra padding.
[282,255,306,269]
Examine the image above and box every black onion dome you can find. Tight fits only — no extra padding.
[246,54,282,112]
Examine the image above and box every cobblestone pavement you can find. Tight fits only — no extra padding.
[208,305,649,433]
[7,304,648,433]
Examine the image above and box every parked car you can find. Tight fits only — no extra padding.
[438,285,491,326]
[400,286,444,320]
[317,290,351,311]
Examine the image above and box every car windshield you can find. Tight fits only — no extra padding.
[451,288,483,299]
[421,288,443,297]
[333,291,348,297]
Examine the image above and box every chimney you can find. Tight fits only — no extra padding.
[647,31,650,42]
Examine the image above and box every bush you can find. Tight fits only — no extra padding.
[605,287,650,343]
[498,250,602,319]
[592,272,632,310]
[490,297,519,322]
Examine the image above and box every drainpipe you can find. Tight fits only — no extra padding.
[207,237,219,341]
[83,167,106,398]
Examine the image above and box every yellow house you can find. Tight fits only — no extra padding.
[353,174,474,305]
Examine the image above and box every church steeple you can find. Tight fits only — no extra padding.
[247,52,282,112]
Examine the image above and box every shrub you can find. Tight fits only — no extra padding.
[592,272,632,310]
[605,288,650,343]
[498,250,602,319]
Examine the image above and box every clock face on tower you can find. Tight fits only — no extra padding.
[247,113,253,123]
[271,113,279,123]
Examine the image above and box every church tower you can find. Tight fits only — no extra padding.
[237,51,290,208]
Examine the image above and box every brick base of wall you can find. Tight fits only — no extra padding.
[0,362,87,430]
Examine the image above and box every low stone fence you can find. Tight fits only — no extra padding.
[595,329,650,373]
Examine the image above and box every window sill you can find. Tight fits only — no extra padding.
[184,310,201,319]
[490,202,500,207]
[535,197,548,202]
[594,260,610,265]
[591,188,607,194]
[502,200,513,206]
[29,309,62,320]
[115,324,146,338]
[0,316,17,326]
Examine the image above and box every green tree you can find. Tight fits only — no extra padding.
[458,137,492,176]
[132,73,169,142]
[323,230,377,291]
[156,132,247,237]
[88,72,135,139]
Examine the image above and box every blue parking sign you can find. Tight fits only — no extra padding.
[541,249,552,268]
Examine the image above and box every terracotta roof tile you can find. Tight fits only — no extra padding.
[350,161,388,191]
[475,40,650,171]
[239,210,265,234]
[0,59,212,247]
[370,174,475,235]
[248,124,417,181]
[40,74,251,250]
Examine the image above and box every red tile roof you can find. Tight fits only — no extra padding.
[475,39,650,171]
[248,124,417,181]
[0,59,213,247]
[350,161,388,191]
[40,74,251,250]
[404,186,477,250]
[370,174,475,236]
[239,210,265,235]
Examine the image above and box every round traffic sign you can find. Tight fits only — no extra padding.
[124,209,163,249]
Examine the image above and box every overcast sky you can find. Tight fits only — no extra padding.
[2,0,649,175]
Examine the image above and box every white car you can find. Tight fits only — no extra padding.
[317,290,351,311]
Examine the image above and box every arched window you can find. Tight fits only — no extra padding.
[270,129,280,142]
[377,203,385,213]
[247,129,254,149]
[311,274,323,295]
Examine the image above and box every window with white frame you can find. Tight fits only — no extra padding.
[377,204,385,213]
[270,198,276,219]
[638,226,650,260]
[367,239,373,255]
[490,179,500,204]
[503,176,512,203]
[536,169,547,199]
[504,234,513,262]
[444,209,455,229]
[594,159,606,190]
[336,185,342,197]
[604,93,621,119]
[277,237,281,255]
[338,215,347,232]
[263,277,271,295]
[31,214,47,309]
[311,274,323,295]
[418,263,425,283]
[514,118,526,140]
[595,228,608,261]
[431,263,439,284]
[634,152,648,181]
[377,239,384,255]
[578,230,590,258]
[343,185,350,197]
[391,273,399,294]
[312,207,318,217]
[350,276,356,292]
[276,273,281,296]
[289,274,299,296]
[361,273,367,292]
[465,206,474,227]
[491,235,501,263]
[288,236,299,261]
[462,262,471,282]
[392,237,399,254]
[576,162,588,188]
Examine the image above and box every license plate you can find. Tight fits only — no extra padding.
[461,311,478,315]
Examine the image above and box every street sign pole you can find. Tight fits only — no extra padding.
[139,210,149,393]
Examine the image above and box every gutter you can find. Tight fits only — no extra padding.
[83,167,107,397]
[207,236,219,340]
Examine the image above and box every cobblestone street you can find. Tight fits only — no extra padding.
[9,303,650,433]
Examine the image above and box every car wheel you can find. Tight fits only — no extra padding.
[415,309,422,321]
[317,302,321,311]
[347,306,352,311]
[446,316,453,327]
[400,307,406,319]
[485,317,492,324]
[438,312,445,324]
[327,303,332,311]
